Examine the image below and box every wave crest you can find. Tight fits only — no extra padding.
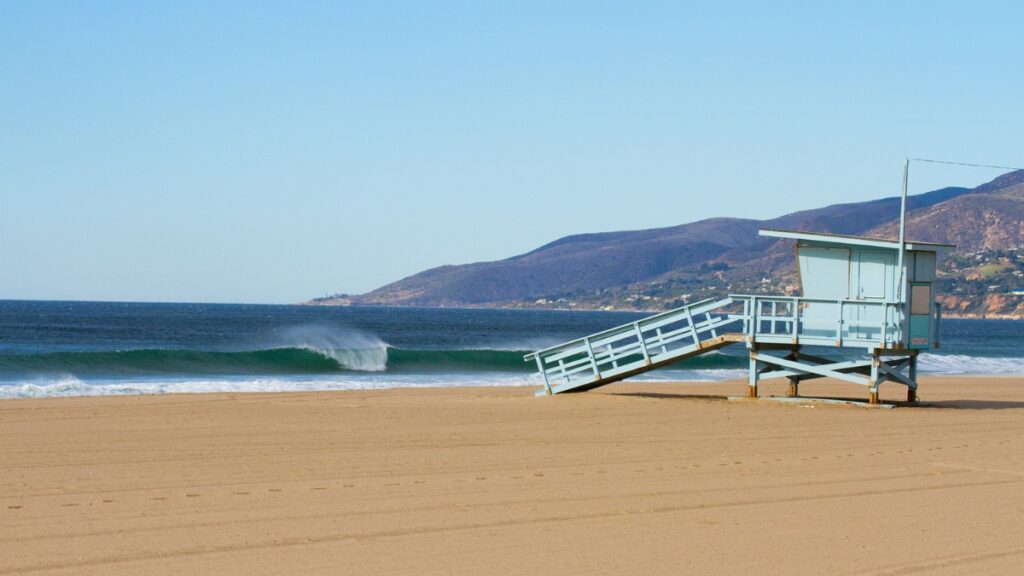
[276,326,388,372]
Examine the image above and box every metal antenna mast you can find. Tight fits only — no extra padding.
[895,158,910,299]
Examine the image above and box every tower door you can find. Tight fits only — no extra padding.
[908,282,932,349]
[855,251,893,341]
[857,251,892,299]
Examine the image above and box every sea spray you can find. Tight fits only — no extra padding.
[275,325,389,372]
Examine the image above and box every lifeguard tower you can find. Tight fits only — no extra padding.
[738,229,953,403]
[524,210,954,405]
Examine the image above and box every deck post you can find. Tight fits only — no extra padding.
[835,300,844,347]
[747,347,759,398]
[791,299,799,345]
[907,352,919,403]
[705,312,718,338]
[742,299,750,335]
[684,306,700,348]
[534,356,552,395]
[786,346,800,397]
[749,296,758,339]
[583,337,601,380]
[869,349,881,404]
[633,322,651,365]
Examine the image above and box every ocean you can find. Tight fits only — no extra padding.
[0,300,1021,398]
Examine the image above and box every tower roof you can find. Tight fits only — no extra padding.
[759,228,956,253]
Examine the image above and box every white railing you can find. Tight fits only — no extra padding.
[525,293,908,395]
[525,297,739,394]
[728,294,904,349]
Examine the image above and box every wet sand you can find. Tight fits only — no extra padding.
[1,376,1022,575]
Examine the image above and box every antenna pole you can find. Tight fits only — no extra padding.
[898,157,909,255]
[895,158,910,345]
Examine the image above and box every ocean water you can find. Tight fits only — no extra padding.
[0,300,1021,398]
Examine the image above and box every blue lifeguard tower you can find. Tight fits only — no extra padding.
[525,190,954,405]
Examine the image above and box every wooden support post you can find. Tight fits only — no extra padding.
[787,346,800,398]
[907,352,919,403]
[869,350,881,405]
[747,348,759,398]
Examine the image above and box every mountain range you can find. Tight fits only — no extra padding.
[312,170,1024,318]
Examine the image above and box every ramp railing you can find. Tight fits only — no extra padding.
[524,297,739,395]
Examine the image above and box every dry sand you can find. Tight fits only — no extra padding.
[1,377,1022,575]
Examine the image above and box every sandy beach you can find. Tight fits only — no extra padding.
[1,377,1022,575]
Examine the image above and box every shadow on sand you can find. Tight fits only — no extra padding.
[611,392,1024,410]
[610,392,732,402]
[917,399,1024,410]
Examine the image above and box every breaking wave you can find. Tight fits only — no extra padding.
[0,374,537,399]
[0,346,537,376]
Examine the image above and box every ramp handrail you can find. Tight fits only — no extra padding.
[525,297,740,394]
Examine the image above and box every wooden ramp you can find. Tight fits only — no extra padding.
[524,298,744,396]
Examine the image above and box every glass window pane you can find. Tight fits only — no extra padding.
[911,285,931,315]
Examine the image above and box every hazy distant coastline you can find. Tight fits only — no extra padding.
[308,171,1024,319]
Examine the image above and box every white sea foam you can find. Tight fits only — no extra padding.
[632,368,749,382]
[0,373,536,399]
[2,352,1020,400]
[275,325,389,371]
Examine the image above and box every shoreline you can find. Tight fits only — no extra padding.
[2,376,1022,575]
[2,371,1022,402]
[2,371,1022,403]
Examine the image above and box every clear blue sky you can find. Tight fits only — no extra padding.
[1,1,1021,303]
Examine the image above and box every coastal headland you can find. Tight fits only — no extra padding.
[2,376,1022,575]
